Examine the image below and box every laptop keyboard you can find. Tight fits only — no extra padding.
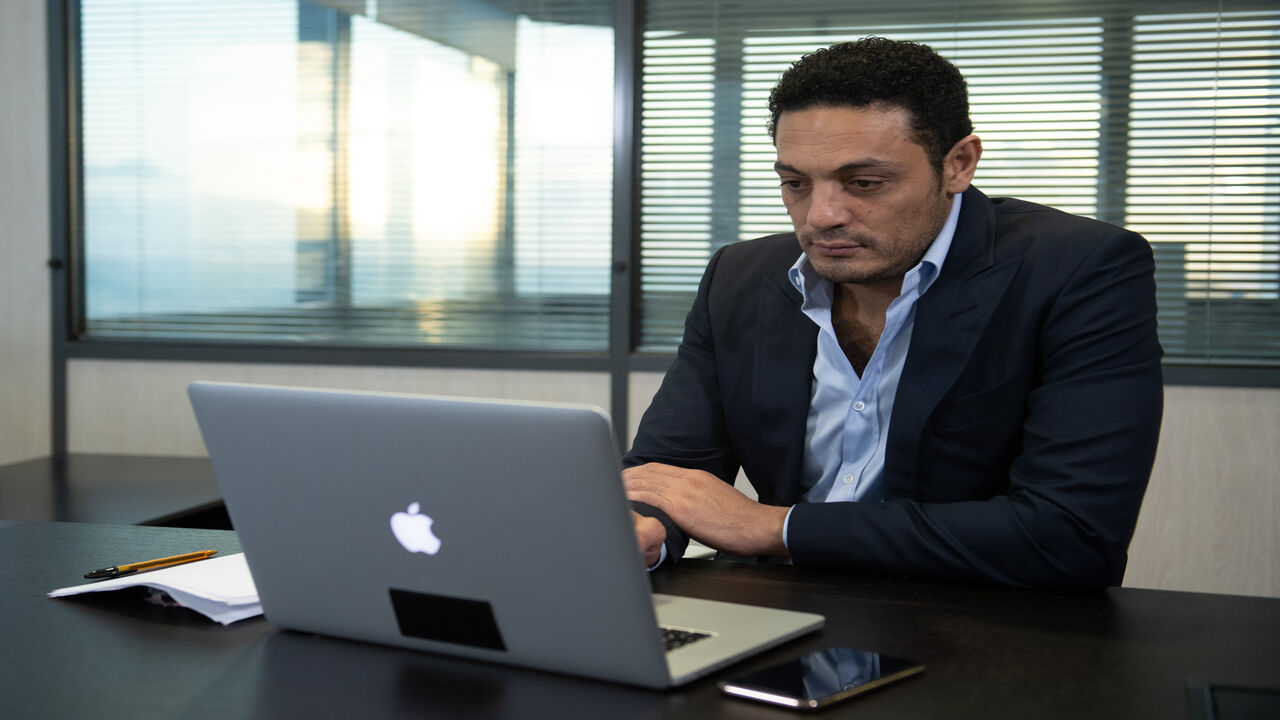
[661,626,713,652]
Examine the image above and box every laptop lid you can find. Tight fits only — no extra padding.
[189,382,821,688]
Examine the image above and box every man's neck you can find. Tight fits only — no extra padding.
[831,279,901,375]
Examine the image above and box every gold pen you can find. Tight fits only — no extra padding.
[84,550,218,579]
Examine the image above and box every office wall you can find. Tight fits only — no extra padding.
[1125,386,1280,598]
[0,0,52,466]
[67,359,610,456]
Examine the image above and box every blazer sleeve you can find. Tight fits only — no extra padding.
[786,228,1164,588]
[624,245,743,566]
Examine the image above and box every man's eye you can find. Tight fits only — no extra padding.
[779,180,805,190]
[849,179,884,190]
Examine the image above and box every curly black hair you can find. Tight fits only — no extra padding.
[767,37,973,170]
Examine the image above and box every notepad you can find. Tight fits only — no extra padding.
[48,552,263,625]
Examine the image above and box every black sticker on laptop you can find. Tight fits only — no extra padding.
[389,588,506,652]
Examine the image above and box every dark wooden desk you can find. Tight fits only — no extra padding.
[0,454,224,526]
[3,522,1278,719]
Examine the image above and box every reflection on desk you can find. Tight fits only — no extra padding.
[198,630,673,720]
[0,454,223,526]
[4,521,1279,720]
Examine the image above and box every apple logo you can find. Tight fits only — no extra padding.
[390,502,443,555]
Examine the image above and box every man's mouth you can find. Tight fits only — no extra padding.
[809,241,867,257]
[802,230,874,250]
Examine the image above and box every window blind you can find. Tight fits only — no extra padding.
[638,0,1280,367]
[1129,11,1280,363]
[77,0,615,350]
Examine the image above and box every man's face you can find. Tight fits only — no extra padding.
[774,105,956,291]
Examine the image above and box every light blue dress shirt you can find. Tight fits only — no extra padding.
[781,193,962,548]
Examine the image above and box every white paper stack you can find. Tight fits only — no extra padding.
[48,552,263,625]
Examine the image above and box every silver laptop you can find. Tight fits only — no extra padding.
[188,382,823,689]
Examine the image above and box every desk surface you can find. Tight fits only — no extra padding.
[3,522,1278,719]
[0,454,222,525]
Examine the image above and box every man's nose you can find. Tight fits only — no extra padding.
[806,183,853,230]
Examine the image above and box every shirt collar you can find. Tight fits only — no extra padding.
[788,192,963,303]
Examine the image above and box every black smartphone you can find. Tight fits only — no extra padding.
[719,647,924,711]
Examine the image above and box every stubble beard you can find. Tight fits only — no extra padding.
[798,188,953,288]
[799,224,940,288]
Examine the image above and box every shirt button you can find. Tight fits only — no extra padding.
[843,474,855,484]
[853,401,866,412]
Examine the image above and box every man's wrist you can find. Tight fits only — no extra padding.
[747,504,792,558]
[781,505,795,553]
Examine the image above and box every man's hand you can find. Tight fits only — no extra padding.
[632,512,666,568]
[624,463,790,558]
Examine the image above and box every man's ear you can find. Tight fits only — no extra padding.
[942,134,982,194]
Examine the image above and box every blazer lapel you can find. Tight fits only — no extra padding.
[886,188,1021,495]
[751,272,817,503]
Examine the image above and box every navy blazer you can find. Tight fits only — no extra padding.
[625,187,1164,588]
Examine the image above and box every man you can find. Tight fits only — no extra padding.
[624,37,1163,589]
